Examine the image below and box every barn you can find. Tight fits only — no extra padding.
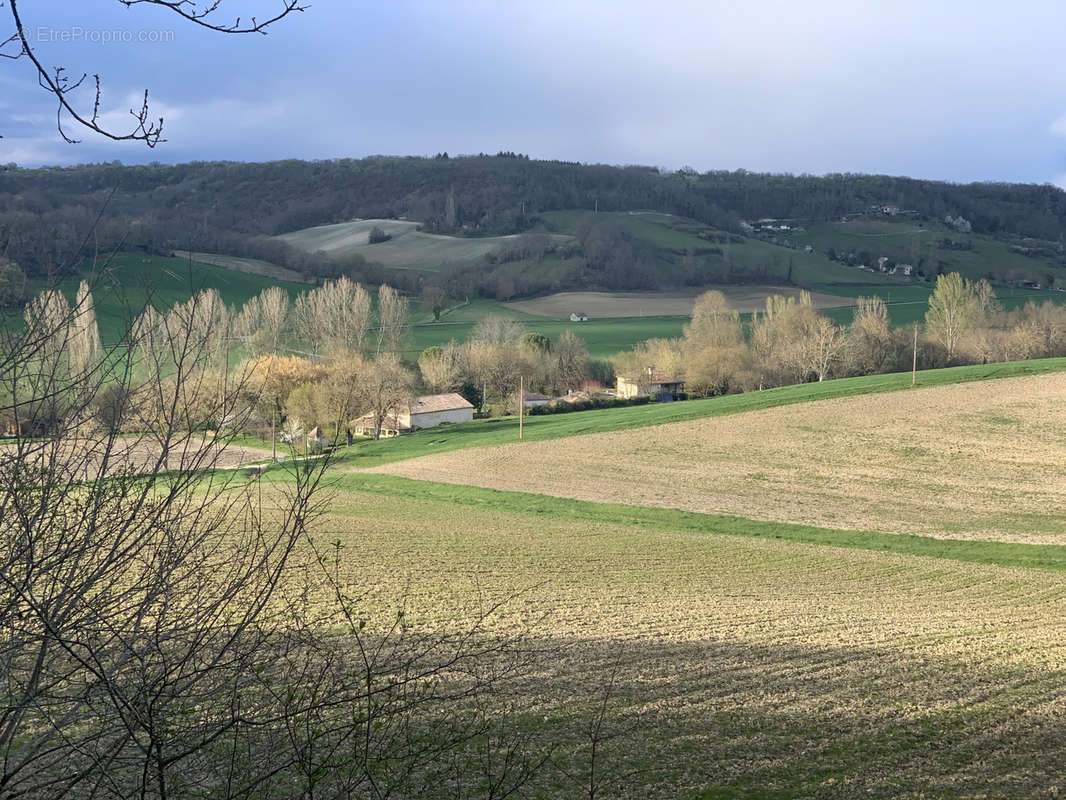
[405,393,475,429]
[351,393,474,437]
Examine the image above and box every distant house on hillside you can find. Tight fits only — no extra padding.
[523,392,551,408]
[306,426,329,452]
[351,392,474,438]
[891,263,913,276]
[569,312,589,322]
[616,367,685,401]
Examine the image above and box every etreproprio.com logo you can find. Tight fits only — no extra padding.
[33,26,175,44]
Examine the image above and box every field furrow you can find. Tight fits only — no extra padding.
[372,373,1066,543]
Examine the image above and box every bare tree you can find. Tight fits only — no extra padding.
[800,314,848,382]
[233,292,263,345]
[1,0,306,145]
[357,354,414,439]
[925,272,979,360]
[684,289,743,350]
[553,330,591,394]
[68,280,102,378]
[681,290,748,395]
[419,341,465,393]
[237,286,292,356]
[2,278,553,797]
[376,284,411,356]
[259,285,291,354]
[292,288,330,360]
[0,277,329,798]
[321,276,371,357]
[471,315,526,348]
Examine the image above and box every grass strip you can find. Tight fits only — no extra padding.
[336,473,1066,573]
[332,357,1066,469]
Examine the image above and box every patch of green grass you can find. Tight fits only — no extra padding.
[792,219,1066,287]
[52,253,306,345]
[539,209,897,289]
[987,415,1021,425]
[333,473,1066,573]
[330,357,1066,470]
[408,313,688,360]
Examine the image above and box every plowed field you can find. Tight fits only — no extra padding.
[371,373,1066,543]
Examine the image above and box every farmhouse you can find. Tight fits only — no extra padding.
[616,367,685,401]
[569,312,590,322]
[351,392,474,437]
[523,392,551,408]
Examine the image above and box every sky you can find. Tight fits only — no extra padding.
[3,0,1066,186]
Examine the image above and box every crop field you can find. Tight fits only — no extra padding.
[276,218,573,271]
[250,361,1066,794]
[292,473,1066,797]
[506,286,853,318]
[174,250,312,284]
[370,372,1066,544]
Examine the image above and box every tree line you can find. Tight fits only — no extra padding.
[7,268,675,797]
[616,275,1066,398]
[5,156,1066,292]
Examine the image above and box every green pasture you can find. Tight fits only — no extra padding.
[54,253,306,344]
[539,209,899,288]
[790,219,1066,286]
[407,313,688,360]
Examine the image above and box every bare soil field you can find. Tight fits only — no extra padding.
[0,436,274,476]
[371,373,1066,543]
[275,219,423,254]
[317,483,1066,796]
[276,219,573,271]
[175,251,312,284]
[505,286,853,318]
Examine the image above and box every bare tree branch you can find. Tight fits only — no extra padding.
[1,0,307,145]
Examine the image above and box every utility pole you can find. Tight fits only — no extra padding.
[518,375,524,441]
[912,324,918,386]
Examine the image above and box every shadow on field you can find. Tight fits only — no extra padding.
[493,633,1066,799]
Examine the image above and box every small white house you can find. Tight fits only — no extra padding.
[569,312,590,322]
[523,392,551,408]
[616,367,685,400]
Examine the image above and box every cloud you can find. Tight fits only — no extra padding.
[7,1,1066,182]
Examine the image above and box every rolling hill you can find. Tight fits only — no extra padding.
[275,218,573,272]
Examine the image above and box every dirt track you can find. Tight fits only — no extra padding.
[0,436,274,477]
[505,287,853,318]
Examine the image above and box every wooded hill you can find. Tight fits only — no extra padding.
[3,154,1066,297]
